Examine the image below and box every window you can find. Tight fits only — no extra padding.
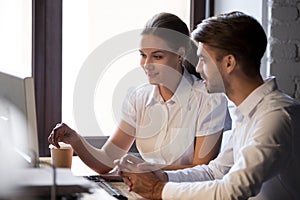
[0,0,32,77]
[62,0,191,137]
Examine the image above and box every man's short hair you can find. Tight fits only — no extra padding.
[192,11,267,76]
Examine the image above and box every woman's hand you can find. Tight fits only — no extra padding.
[48,123,79,148]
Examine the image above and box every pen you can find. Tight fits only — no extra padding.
[126,159,134,164]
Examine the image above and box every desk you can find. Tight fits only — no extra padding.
[40,156,146,200]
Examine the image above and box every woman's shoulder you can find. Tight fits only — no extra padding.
[125,83,154,99]
[129,83,153,94]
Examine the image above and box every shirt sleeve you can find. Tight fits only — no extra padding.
[120,88,137,128]
[162,109,293,199]
[196,93,231,136]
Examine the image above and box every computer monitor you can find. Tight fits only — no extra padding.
[0,71,39,161]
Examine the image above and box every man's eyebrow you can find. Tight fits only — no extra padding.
[198,53,206,58]
[197,48,205,57]
[197,49,209,58]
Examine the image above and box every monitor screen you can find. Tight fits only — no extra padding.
[0,71,39,161]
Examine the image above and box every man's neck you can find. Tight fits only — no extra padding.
[226,74,264,106]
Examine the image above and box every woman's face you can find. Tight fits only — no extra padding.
[139,34,182,86]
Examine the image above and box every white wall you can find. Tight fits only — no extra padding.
[215,0,263,23]
[268,0,300,100]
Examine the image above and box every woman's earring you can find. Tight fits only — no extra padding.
[178,57,183,65]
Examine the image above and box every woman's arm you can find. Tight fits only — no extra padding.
[49,121,135,174]
[74,124,136,174]
[163,130,223,170]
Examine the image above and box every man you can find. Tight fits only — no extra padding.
[115,11,300,199]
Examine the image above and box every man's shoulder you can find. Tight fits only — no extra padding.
[257,90,299,117]
[264,90,299,108]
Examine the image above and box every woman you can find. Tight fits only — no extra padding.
[48,12,231,174]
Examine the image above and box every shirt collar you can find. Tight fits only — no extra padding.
[145,86,160,106]
[235,77,278,121]
[145,68,194,107]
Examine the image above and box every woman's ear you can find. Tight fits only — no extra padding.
[177,47,186,65]
[177,47,186,58]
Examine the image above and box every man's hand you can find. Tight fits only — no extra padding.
[114,154,168,199]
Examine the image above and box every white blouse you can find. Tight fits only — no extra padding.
[121,68,230,165]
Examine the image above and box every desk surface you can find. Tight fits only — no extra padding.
[40,156,145,200]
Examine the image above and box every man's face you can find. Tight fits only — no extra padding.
[196,43,225,93]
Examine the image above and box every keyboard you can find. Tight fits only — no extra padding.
[84,175,127,200]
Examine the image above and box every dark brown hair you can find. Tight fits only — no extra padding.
[142,12,200,78]
[192,11,267,77]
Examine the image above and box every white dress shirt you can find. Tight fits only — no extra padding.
[163,77,300,199]
[121,68,231,165]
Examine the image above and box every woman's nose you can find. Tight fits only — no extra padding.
[143,58,154,71]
